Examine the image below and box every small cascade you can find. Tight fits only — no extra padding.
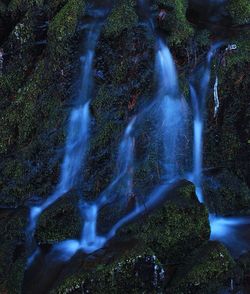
[189,42,224,202]
[22,0,250,274]
[80,203,106,254]
[209,215,250,257]
[188,40,250,256]
[156,39,188,182]
[27,100,91,243]
[97,117,136,208]
[79,118,136,254]
[26,11,105,258]
[156,39,179,97]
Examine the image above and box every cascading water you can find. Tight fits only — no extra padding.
[79,118,136,253]
[209,215,250,256]
[33,116,137,261]
[26,101,91,261]
[189,41,250,255]
[80,203,105,254]
[50,1,189,256]
[26,17,103,258]
[189,42,224,202]
[156,39,188,182]
[97,116,136,208]
[23,0,250,276]
[102,36,190,243]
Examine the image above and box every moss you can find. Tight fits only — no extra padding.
[0,55,67,203]
[35,194,82,243]
[0,60,44,154]
[48,0,83,42]
[48,0,84,63]
[52,182,210,293]
[92,85,124,117]
[112,59,130,84]
[47,0,69,17]
[119,181,210,263]
[0,10,37,103]
[229,0,250,24]
[222,0,250,67]
[169,241,235,294]
[205,61,249,187]
[53,244,164,294]
[0,239,26,294]
[156,0,194,45]
[96,120,121,147]
[0,71,26,99]
[104,0,138,38]
[4,256,26,294]
[204,169,250,216]
[225,39,250,68]
[12,18,33,45]
[0,209,27,293]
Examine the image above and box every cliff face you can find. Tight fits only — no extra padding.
[0,0,249,293]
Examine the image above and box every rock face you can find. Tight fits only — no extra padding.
[35,192,82,244]
[0,0,249,293]
[118,181,210,263]
[204,169,250,216]
[169,241,235,294]
[42,181,211,294]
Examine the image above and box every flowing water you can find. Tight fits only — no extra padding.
[188,41,250,256]
[26,6,107,259]
[79,118,136,253]
[24,0,250,284]
[156,39,188,182]
[189,41,224,202]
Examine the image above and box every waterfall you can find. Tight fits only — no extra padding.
[23,0,250,268]
[79,118,136,254]
[97,117,136,208]
[26,20,102,256]
[188,41,250,254]
[156,39,188,182]
[209,215,250,256]
[189,42,224,202]
[26,102,90,240]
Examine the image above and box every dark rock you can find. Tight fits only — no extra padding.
[118,180,210,263]
[169,241,235,294]
[204,169,250,216]
[35,192,82,244]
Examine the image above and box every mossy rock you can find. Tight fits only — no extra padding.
[35,193,82,243]
[0,208,27,294]
[205,62,249,182]
[47,0,85,67]
[204,169,250,216]
[52,242,165,294]
[155,0,194,45]
[48,0,84,44]
[169,241,235,294]
[0,240,26,294]
[229,0,250,24]
[119,180,210,263]
[103,0,138,38]
[27,181,210,293]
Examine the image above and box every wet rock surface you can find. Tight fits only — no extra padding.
[0,0,249,293]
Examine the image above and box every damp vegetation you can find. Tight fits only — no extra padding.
[0,0,249,293]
